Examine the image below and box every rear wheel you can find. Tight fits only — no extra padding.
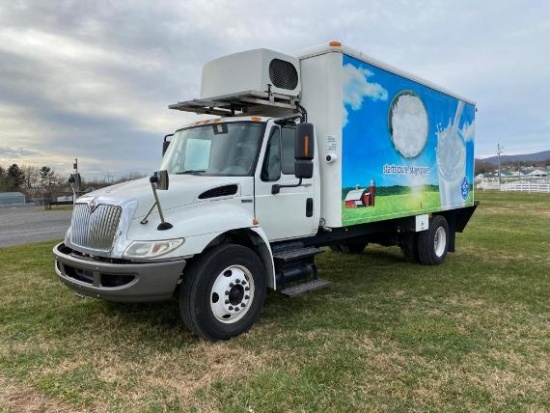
[417,215,449,265]
[180,244,266,340]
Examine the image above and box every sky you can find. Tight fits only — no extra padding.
[1,0,549,181]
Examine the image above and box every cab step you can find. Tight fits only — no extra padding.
[273,246,323,263]
[281,279,331,297]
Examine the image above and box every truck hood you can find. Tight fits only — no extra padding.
[79,175,252,219]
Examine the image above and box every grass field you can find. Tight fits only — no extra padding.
[0,191,548,412]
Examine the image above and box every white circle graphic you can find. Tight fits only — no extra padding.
[389,92,428,158]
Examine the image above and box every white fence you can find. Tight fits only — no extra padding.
[500,180,550,193]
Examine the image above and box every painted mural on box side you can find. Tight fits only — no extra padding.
[341,54,475,226]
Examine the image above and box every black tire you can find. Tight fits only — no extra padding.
[329,240,368,254]
[400,232,420,263]
[417,215,449,265]
[180,244,266,341]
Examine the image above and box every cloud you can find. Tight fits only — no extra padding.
[0,147,40,159]
[0,0,549,175]
[343,64,388,108]
[342,63,388,126]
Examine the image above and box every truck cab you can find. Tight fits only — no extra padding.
[55,111,324,341]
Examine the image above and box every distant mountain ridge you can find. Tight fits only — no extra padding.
[480,150,550,165]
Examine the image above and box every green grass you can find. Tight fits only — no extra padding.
[1,191,549,412]
[343,191,442,225]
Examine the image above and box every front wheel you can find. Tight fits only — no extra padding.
[417,215,449,265]
[180,244,266,341]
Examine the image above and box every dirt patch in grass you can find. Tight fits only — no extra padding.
[0,373,83,413]
[137,342,269,405]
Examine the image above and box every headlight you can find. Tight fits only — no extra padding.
[123,238,184,259]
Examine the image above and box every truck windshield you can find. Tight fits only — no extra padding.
[160,121,266,176]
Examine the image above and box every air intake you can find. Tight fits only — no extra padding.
[198,184,238,199]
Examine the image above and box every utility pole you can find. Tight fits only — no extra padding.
[497,143,503,187]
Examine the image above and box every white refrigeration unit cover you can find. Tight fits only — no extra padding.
[200,49,301,99]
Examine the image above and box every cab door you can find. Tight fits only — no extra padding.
[254,124,318,241]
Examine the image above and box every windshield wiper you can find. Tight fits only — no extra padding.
[177,170,206,175]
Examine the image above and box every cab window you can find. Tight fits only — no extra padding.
[261,128,281,181]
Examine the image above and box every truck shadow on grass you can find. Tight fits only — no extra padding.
[93,248,421,341]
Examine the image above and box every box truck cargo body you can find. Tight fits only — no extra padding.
[298,46,475,228]
[54,42,477,340]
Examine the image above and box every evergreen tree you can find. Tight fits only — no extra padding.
[6,164,24,191]
[39,166,54,187]
[0,165,6,191]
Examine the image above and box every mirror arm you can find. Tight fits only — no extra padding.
[271,178,303,195]
[139,201,158,225]
[141,174,173,230]
[69,182,78,205]
[68,173,81,205]
[274,114,301,126]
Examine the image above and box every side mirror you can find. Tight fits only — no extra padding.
[295,160,313,179]
[295,123,314,160]
[68,173,81,192]
[295,123,314,179]
[163,134,174,156]
[150,170,169,190]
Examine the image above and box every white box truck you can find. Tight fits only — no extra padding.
[54,41,477,340]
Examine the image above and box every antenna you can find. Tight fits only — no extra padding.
[497,143,504,187]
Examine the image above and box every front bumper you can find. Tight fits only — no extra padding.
[53,242,186,302]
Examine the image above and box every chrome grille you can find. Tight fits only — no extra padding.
[70,203,122,251]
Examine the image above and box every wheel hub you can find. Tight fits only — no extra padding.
[210,265,254,324]
[228,284,245,305]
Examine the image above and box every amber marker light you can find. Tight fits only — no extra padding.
[329,40,342,47]
[250,116,262,122]
[304,135,309,157]
[252,218,259,226]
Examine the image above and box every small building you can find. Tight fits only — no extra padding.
[529,169,547,178]
[345,188,370,208]
[0,192,26,207]
[24,188,48,203]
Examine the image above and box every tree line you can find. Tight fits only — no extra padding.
[0,164,59,191]
[1,163,147,202]
[0,164,63,200]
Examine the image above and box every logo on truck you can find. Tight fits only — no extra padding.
[88,197,98,213]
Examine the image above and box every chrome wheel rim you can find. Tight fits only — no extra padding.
[210,265,255,324]
[434,226,447,257]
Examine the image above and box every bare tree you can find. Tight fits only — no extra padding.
[116,171,147,183]
[40,166,63,201]
[21,164,39,189]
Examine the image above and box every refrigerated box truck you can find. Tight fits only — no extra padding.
[54,41,477,340]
